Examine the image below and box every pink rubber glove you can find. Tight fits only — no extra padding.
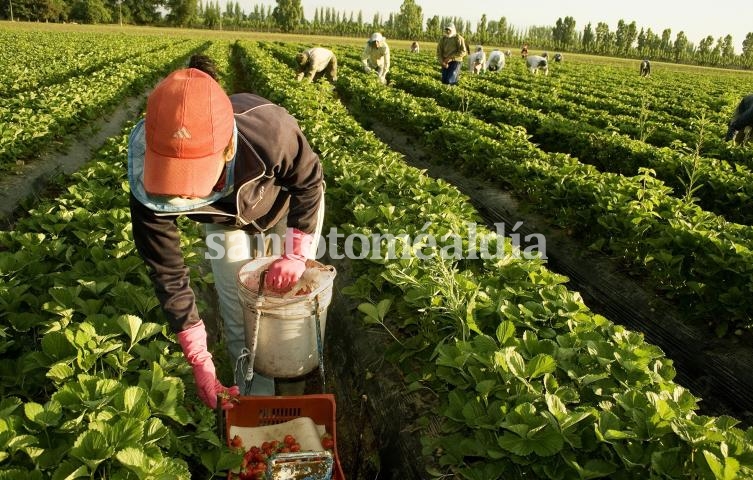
[177,321,239,409]
[265,228,314,292]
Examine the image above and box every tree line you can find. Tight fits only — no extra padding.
[3,0,753,69]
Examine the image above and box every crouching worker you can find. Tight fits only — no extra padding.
[526,54,549,75]
[362,32,391,84]
[468,45,486,74]
[486,49,506,72]
[640,59,651,77]
[295,47,338,83]
[128,55,325,402]
[725,93,753,145]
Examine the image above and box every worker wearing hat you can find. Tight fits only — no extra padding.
[295,47,338,83]
[128,57,325,406]
[436,23,467,85]
[468,45,486,74]
[361,32,391,84]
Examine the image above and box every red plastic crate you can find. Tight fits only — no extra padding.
[225,394,345,480]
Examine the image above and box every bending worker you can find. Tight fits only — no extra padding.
[726,93,753,144]
[295,47,338,82]
[486,49,505,72]
[128,56,325,405]
[526,53,549,75]
[362,32,391,84]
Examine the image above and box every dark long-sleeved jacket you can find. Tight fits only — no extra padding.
[129,93,323,333]
[730,94,753,131]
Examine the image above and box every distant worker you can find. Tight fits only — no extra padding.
[468,45,486,74]
[295,47,337,83]
[410,41,420,53]
[486,49,506,72]
[505,49,512,58]
[725,93,753,145]
[436,23,467,85]
[640,59,651,77]
[362,32,391,84]
[526,54,548,75]
[554,53,563,63]
[521,43,529,58]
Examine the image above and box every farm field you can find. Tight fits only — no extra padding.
[2,21,753,479]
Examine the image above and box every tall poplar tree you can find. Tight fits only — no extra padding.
[272,0,302,32]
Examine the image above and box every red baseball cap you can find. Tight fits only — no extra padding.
[143,68,234,198]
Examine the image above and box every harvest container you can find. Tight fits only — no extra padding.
[225,394,345,480]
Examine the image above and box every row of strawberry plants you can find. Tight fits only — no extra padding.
[396,50,752,165]
[0,35,207,171]
[244,40,753,479]
[479,53,745,138]
[386,56,753,225]
[0,41,244,479]
[0,29,183,98]
[322,47,753,333]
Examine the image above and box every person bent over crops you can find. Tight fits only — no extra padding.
[726,93,753,145]
[128,54,325,404]
[485,49,506,72]
[526,54,549,75]
[295,47,338,83]
[640,59,651,77]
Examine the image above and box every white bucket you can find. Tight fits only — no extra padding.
[236,256,336,378]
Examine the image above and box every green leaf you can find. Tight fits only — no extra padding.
[143,418,169,445]
[200,448,242,476]
[70,430,113,471]
[47,363,75,383]
[495,321,515,345]
[24,400,62,427]
[703,449,740,480]
[495,347,526,377]
[526,354,556,378]
[376,298,392,319]
[51,460,90,480]
[357,302,379,321]
[117,315,163,350]
[115,447,150,478]
[41,331,77,361]
[118,386,151,420]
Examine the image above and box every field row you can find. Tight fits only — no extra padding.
[1,29,752,479]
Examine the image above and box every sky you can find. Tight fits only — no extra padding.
[250,0,753,52]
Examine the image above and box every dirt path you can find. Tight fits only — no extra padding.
[369,121,753,426]
[0,93,147,226]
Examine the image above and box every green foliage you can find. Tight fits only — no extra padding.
[272,0,303,33]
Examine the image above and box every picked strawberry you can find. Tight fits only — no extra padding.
[229,434,244,452]
[217,386,241,410]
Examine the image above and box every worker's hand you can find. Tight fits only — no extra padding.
[266,228,314,292]
[364,66,372,74]
[177,321,239,410]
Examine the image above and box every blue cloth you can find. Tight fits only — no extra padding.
[441,60,462,85]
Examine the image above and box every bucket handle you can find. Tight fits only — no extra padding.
[314,295,326,393]
[238,270,268,394]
